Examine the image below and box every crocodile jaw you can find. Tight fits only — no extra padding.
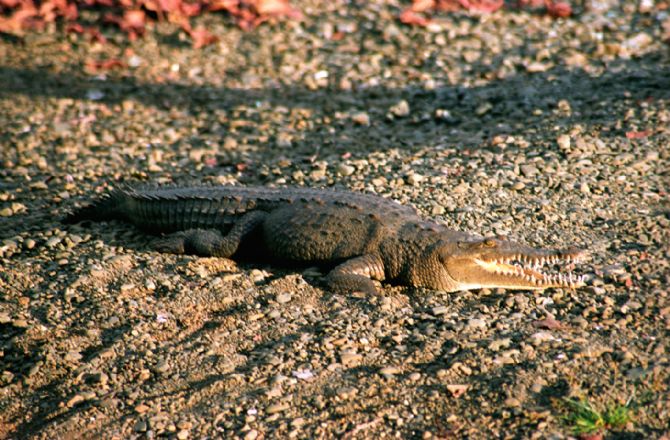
[442,239,587,291]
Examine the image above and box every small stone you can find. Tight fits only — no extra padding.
[340,352,363,367]
[389,100,410,117]
[154,360,169,374]
[431,306,448,315]
[291,418,305,427]
[66,394,86,407]
[24,239,36,249]
[520,165,538,177]
[0,313,10,324]
[276,293,292,304]
[337,163,355,176]
[244,429,259,440]
[476,102,493,115]
[336,386,358,399]
[406,173,424,186]
[431,205,445,216]
[176,430,189,439]
[12,319,29,328]
[504,397,521,408]
[0,207,13,217]
[379,366,401,376]
[65,351,83,362]
[408,372,421,382]
[134,420,148,432]
[351,112,370,126]
[512,182,525,191]
[446,384,469,398]
[530,331,555,346]
[266,402,290,414]
[466,318,486,330]
[45,237,62,248]
[557,134,571,150]
[135,404,150,414]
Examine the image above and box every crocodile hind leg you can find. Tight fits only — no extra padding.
[326,254,386,295]
[152,211,267,257]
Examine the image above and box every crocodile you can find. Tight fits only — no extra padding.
[65,184,587,294]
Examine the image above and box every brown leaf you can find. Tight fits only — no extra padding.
[533,318,563,330]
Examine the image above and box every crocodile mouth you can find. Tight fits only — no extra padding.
[473,250,587,289]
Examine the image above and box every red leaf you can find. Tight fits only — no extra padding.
[208,0,240,12]
[459,0,504,13]
[412,0,437,12]
[85,58,126,73]
[625,130,651,139]
[399,8,431,26]
[187,25,218,49]
[533,318,564,330]
[545,0,571,17]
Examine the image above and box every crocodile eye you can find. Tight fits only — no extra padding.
[484,238,496,248]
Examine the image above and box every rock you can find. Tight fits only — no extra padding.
[389,100,410,118]
[337,163,355,176]
[530,331,555,346]
[431,306,448,315]
[504,397,521,408]
[446,384,469,398]
[276,293,292,304]
[466,318,486,330]
[266,402,290,414]
[340,352,363,367]
[557,134,571,150]
[379,366,401,376]
[351,112,370,126]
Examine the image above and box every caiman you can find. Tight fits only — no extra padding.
[65,184,586,294]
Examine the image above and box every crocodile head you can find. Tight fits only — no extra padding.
[436,237,587,292]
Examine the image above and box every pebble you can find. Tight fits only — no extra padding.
[134,420,148,432]
[379,366,401,376]
[276,292,292,304]
[431,306,448,315]
[340,352,363,367]
[530,332,556,346]
[244,429,259,440]
[351,112,370,126]
[466,318,487,330]
[337,163,356,176]
[389,100,410,117]
[556,134,571,150]
[266,402,290,414]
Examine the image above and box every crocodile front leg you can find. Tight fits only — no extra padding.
[152,211,267,257]
[326,254,386,295]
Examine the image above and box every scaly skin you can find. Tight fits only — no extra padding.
[65,184,587,294]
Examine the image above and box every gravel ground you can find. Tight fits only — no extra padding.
[1,1,669,438]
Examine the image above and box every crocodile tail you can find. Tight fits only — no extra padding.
[63,189,129,224]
